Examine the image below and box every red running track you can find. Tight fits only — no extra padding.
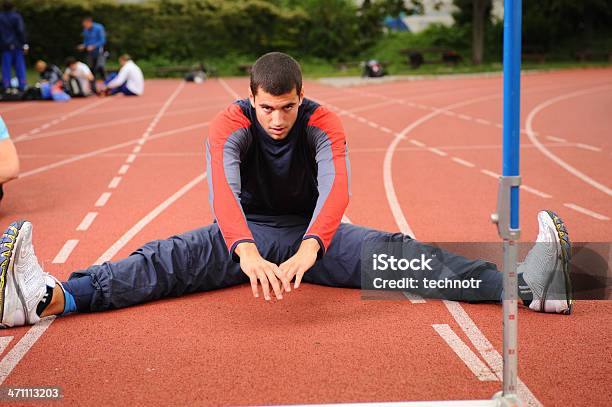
[0,68,610,406]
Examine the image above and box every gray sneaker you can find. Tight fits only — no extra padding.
[519,210,572,314]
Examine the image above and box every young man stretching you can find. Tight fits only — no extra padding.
[0,53,572,328]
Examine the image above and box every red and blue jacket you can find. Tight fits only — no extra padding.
[206,98,351,258]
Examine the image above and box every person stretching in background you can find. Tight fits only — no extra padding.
[0,116,19,207]
[100,54,144,97]
[63,56,94,96]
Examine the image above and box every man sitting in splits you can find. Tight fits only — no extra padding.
[0,52,572,329]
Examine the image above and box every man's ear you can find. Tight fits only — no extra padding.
[249,88,255,108]
[299,87,305,104]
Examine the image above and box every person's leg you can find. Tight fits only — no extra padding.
[59,223,249,313]
[2,51,13,89]
[302,223,503,302]
[14,50,27,91]
[87,50,99,93]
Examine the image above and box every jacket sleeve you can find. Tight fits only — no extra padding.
[107,65,128,89]
[303,106,351,255]
[206,104,255,258]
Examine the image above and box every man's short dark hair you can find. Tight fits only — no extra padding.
[83,16,93,21]
[250,52,302,97]
[65,56,77,67]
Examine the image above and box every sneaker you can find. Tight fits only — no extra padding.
[0,220,55,328]
[519,210,572,314]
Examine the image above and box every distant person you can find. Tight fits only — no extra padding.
[63,56,94,96]
[34,60,70,102]
[77,16,106,91]
[0,115,19,207]
[0,1,28,92]
[35,60,62,85]
[101,54,144,96]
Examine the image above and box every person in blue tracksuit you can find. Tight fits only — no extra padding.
[0,1,28,91]
[77,16,106,92]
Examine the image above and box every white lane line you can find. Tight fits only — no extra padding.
[0,317,55,385]
[574,143,601,152]
[0,336,12,355]
[96,173,206,264]
[16,91,215,144]
[546,136,566,143]
[18,122,210,179]
[381,126,392,133]
[458,114,472,121]
[520,185,552,199]
[132,145,142,153]
[108,176,122,189]
[95,192,112,207]
[357,117,367,123]
[526,85,612,197]
[443,301,542,406]
[13,99,110,141]
[451,157,475,168]
[480,169,500,179]
[428,147,448,157]
[218,78,241,99]
[368,121,379,129]
[382,90,542,406]
[432,324,497,381]
[563,203,610,221]
[277,400,498,407]
[409,139,425,147]
[126,154,136,163]
[52,240,79,264]
[347,99,397,113]
[475,118,491,126]
[384,94,502,243]
[118,164,130,175]
[76,212,98,231]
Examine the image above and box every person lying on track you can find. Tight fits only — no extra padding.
[0,52,573,329]
[0,115,19,208]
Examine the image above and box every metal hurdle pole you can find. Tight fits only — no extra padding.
[491,0,523,405]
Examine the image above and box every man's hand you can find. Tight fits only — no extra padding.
[86,45,95,52]
[235,242,290,301]
[77,44,85,51]
[280,238,320,289]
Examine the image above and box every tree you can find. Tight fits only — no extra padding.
[453,0,492,64]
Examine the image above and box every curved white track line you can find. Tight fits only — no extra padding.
[384,93,500,239]
[525,85,612,197]
[384,92,542,406]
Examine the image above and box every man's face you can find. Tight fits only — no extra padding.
[82,19,92,29]
[119,58,127,67]
[35,62,46,73]
[249,86,303,140]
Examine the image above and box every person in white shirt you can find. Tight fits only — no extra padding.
[63,56,94,96]
[102,54,144,96]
